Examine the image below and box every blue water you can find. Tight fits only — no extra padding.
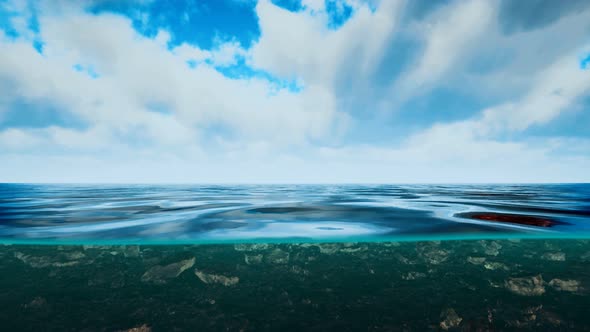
[1,183,589,244]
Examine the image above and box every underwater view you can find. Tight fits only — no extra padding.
[2,239,590,331]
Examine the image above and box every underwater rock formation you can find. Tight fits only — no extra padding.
[119,324,152,332]
[3,239,590,331]
[401,271,426,280]
[484,262,509,271]
[244,254,263,265]
[467,256,486,265]
[440,308,462,330]
[542,252,566,261]
[265,248,290,264]
[481,241,502,256]
[14,251,88,268]
[141,257,195,284]
[195,270,239,286]
[505,275,545,296]
[548,279,581,292]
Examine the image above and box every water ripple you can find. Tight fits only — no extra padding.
[0,184,589,243]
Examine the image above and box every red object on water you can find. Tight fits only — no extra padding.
[456,212,563,227]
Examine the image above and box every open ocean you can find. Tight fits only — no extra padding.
[1,183,590,243]
[1,184,589,330]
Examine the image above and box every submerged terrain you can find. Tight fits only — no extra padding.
[1,240,590,331]
[0,184,589,330]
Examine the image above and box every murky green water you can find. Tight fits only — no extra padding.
[2,239,589,331]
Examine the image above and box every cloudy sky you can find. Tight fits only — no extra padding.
[0,0,589,183]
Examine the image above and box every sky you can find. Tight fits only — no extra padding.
[0,0,589,183]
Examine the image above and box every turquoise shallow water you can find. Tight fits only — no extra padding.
[1,184,589,244]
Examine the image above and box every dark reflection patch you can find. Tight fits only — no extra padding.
[454,212,569,227]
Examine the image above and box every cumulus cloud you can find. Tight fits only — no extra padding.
[392,0,495,102]
[409,42,590,142]
[0,5,345,153]
[250,0,403,89]
[480,48,590,132]
[389,0,590,105]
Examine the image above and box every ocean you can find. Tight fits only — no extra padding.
[1,184,589,330]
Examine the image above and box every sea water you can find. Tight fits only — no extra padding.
[1,184,589,330]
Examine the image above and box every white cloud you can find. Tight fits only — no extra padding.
[381,43,590,182]
[208,41,246,66]
[405,43,590,147]
[0,6,346,156]
[0,128,45,150]
[480,47,590,132]
[391,0,495,103]
[389,0,590,105]
[250,0,403,89]
[301,0,325,12]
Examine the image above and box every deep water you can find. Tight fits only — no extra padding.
[1,240,590,331]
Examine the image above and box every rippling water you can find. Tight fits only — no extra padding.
[1,183,589,244]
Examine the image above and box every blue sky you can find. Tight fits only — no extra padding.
[0,0,589,183]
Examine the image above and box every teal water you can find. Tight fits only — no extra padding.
[2,239,590,331]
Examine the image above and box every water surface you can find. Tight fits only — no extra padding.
[1,184,589,244]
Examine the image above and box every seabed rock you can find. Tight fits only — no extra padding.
[290,265,310,276]
[23,297,47,309]
[505,275,545,296]
[548,279,581,292]
[234,243,270,252]
[141,257,195,284]
[64,251,86,260]
[82,245,112,251]
[119,324,152,332]
[195,270,239,286]
[394,253,412,264]
[542,252,566,262]
[421,248,449,265]
[482,241,502,256]
[509,305,542,328]
[244,254,263,265]
[439,308,462,330]
[467,256,486,265]
[123,245,141,258]
[14,252,85,268]
[265,248,290,264]
[317,244,341,255]
[402,271,426,280]
[381,242,400,247]
[508,305,565,328]
[484,262,509,271]
[339,246,367,254]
